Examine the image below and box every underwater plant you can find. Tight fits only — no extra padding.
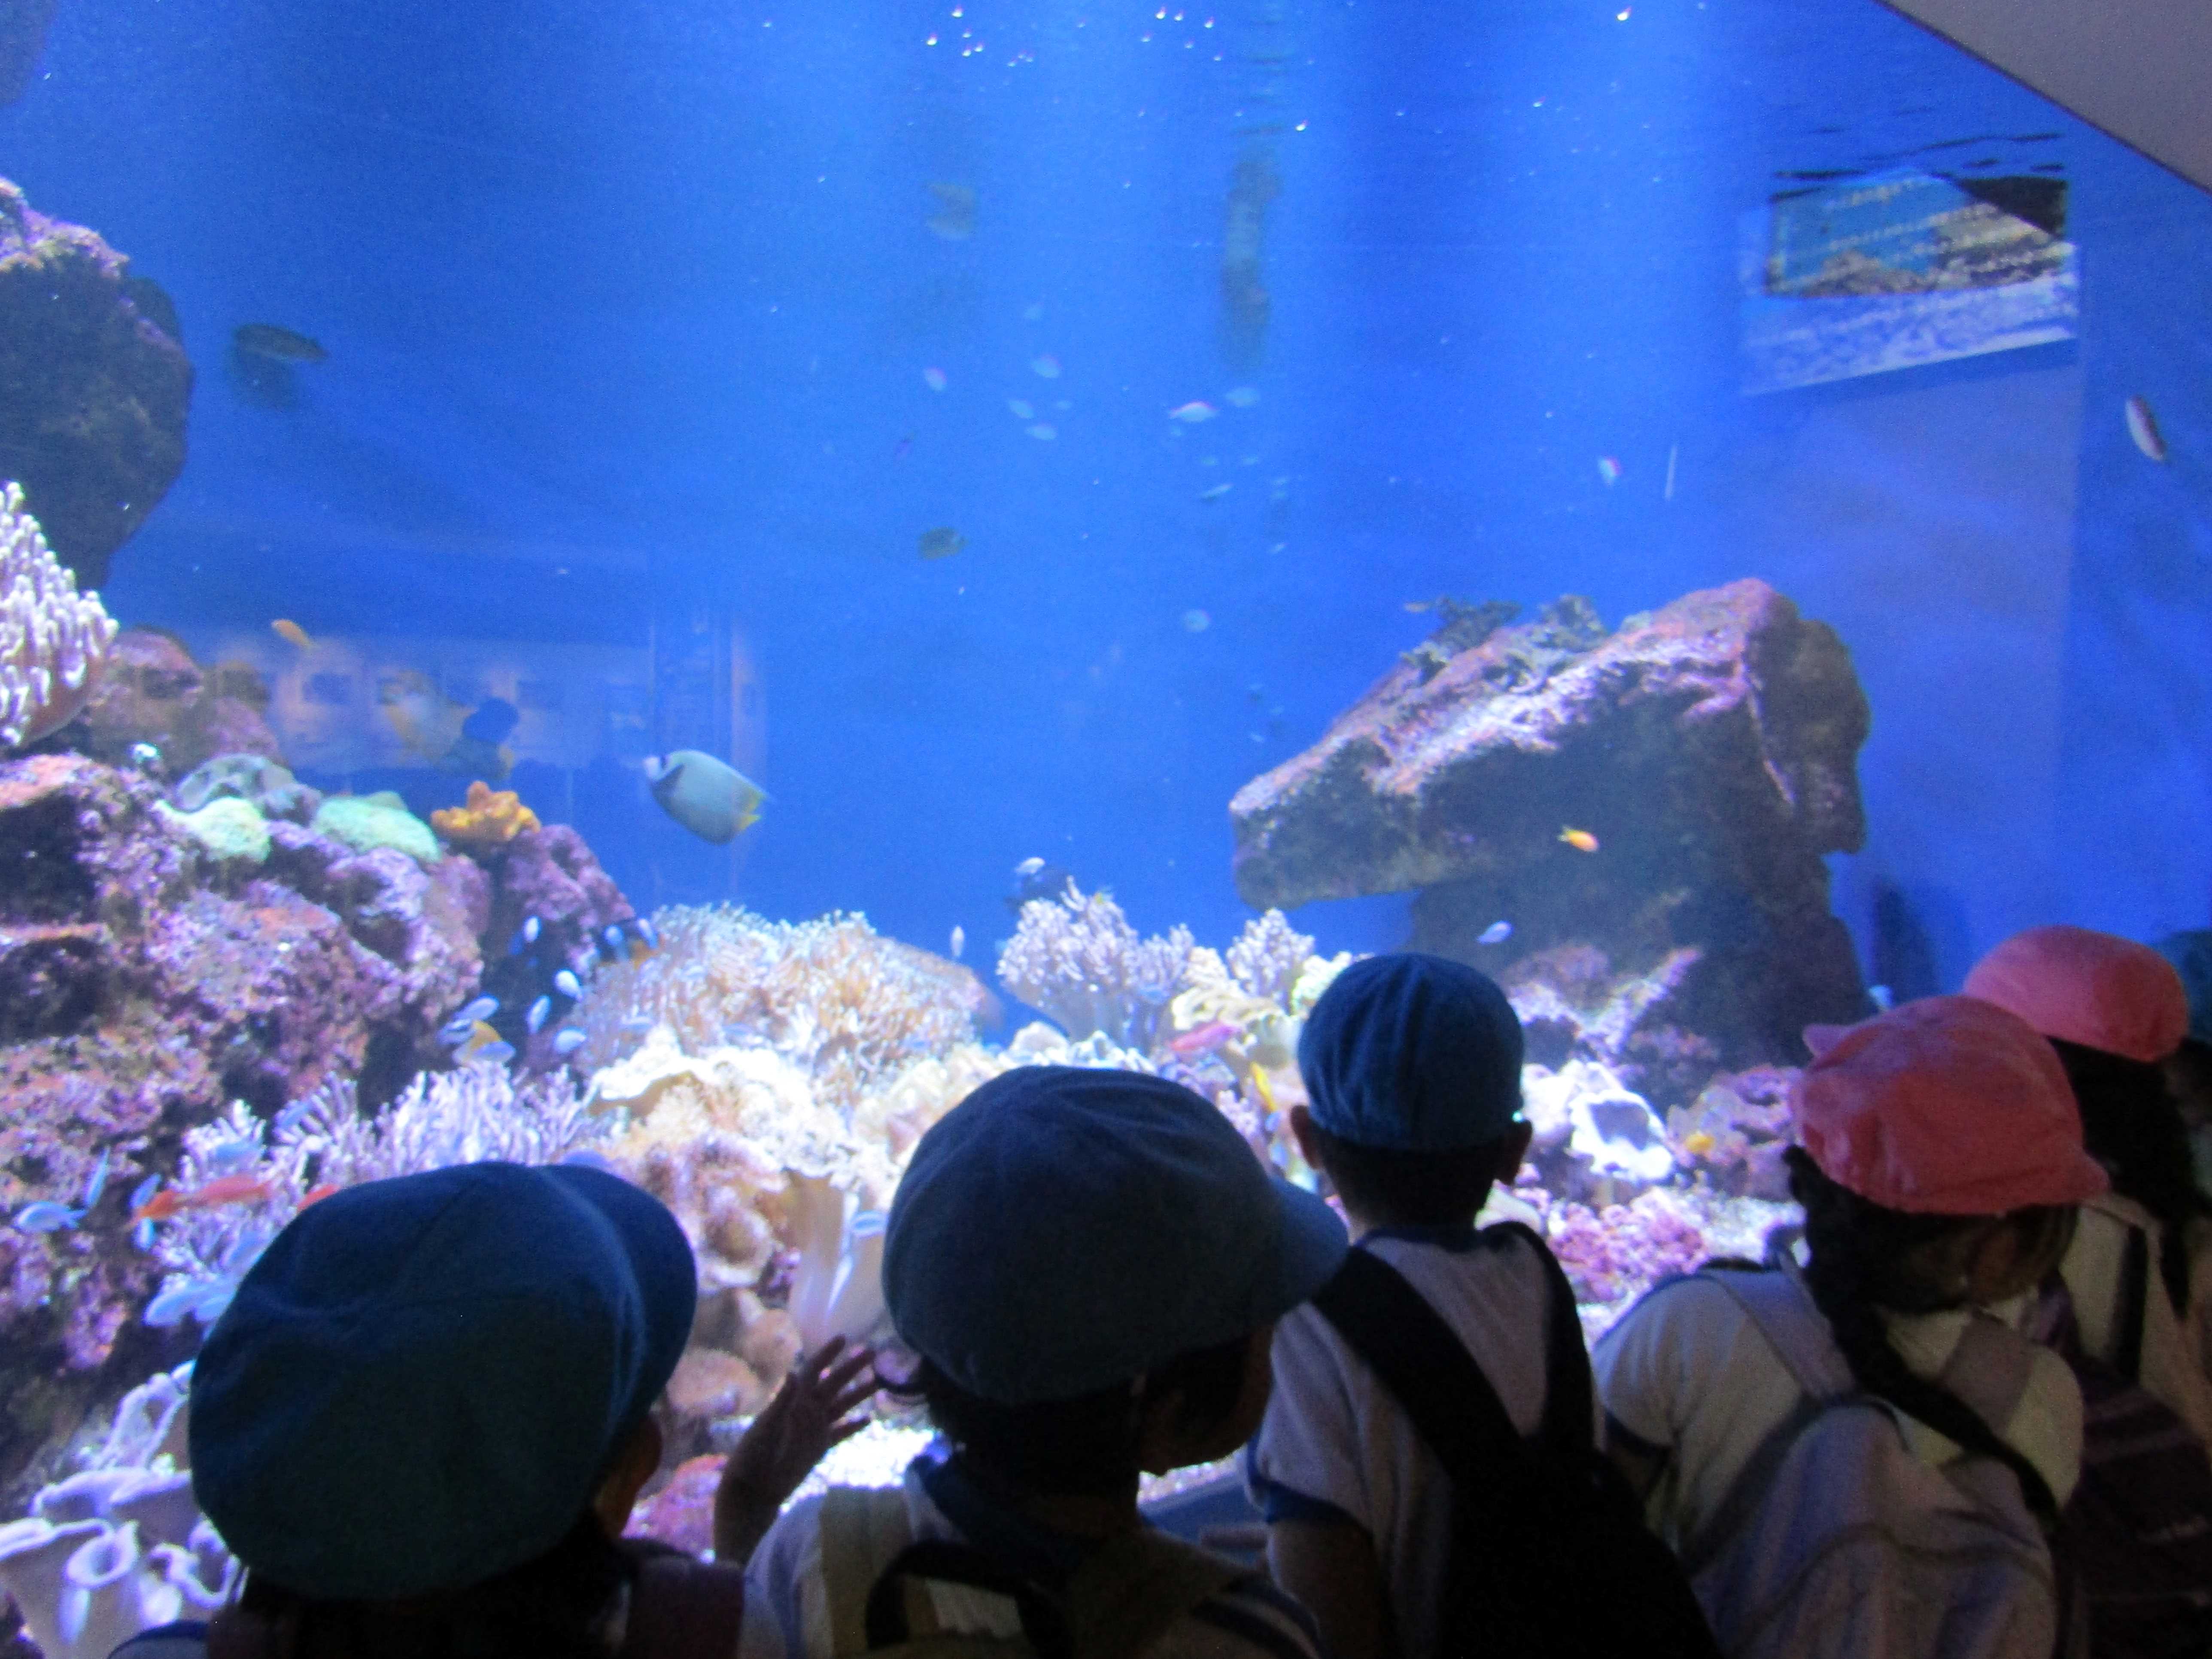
[997,882,1194,1050]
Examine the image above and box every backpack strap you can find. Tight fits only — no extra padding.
[1309,1240,1540,1503]
[2115,1223,2150,1383]
[620,1556,749,1659]
[863,1540,1072,1659]
[822,1487,924,1659]
[1063,1530,1247,1659]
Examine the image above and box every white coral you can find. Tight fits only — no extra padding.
[1,482,117,750]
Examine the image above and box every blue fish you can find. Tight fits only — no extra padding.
[439,1018,476,1048]
[129,1174,162,1212]
[603,925,626,957]
[508,916,541,955]
[133,1219,157,1252]
[553,969,582,1000]
[1477,920,1514,946]
[203,1141,261,1178]
[526,996,551,1034]
[473,1040,517,1066]
[81,1149,111,1210]
[551,1028,588,1056]
[13,1201,84,1233]
[146,1281,210,1327]
[459,995,499,1024]
[635,917,659,951]
[274,1098,314,1134]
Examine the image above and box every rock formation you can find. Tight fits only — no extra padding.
[1231,580,1872,1095]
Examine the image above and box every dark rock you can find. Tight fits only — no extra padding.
[1231,580,1873,1079]
[0,179,192,589]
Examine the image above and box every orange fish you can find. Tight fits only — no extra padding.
[270,619,314,650]
[1559,826,1600,854]
[131,1173,276,1224]
[297,1183,340,1211]
[1681,1130,1717,1158]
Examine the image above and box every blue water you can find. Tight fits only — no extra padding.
[3,0,2207,988]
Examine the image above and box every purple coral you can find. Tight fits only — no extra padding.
[1546,1187,1709,1307]
[1224,909,1313,1004]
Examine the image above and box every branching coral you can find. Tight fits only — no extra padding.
[1225,909,1314,1005]
[997,884,1194,1049]
[568,906,985,1111]
[2,481,118,750]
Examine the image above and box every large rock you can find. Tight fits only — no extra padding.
[68,629,282,781]
[0,755,480,1507]
[1231,580,1872,1088]
[0,178,191,589]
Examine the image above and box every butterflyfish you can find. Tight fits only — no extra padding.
[270,619,315,650]
[644,750,766,845]
[1558,826,1600,854]
[2126,396,2169,463]
[234,323,328,363]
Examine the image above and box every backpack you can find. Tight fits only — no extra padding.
[816,1486,1250,1659]
[1680,1262,2068,1659]
[2030,1226,2212,1659]
[1309,1223,1723,1659]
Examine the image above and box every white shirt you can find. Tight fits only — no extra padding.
[1592,1272,2083,1558]
[2062,1192,2212,1447]
[1245,1227,1577,1659]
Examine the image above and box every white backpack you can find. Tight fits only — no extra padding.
[1676,1264,2073,1659]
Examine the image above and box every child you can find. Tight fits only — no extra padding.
[741,1064,1348,1659]
[1966,924,2212,1443]
[113,1161,871,1659]
[1594,997,2099,1656]
[1244,953,1546,1659]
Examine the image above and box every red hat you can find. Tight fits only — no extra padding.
[1795,996,2108,1215]
[1963,924,2189,1064]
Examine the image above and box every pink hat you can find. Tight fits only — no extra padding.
[1794,996,2108,1215]
[1962,924,2188,1064]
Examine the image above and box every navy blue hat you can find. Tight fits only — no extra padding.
[884,1066,1347,1405]
[189,1162,696,1600]
[1299,953,1524,1151]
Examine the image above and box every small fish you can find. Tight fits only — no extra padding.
[132,1219,156,1251]
[452,1020,504,1062]
[1558,826,1600,854]
[1664,443,1678,501]
[128,1174,162,1214]
[145,1281,217,1328]
[270,619,315,651]
[1249,1065,1279,1114]
[1597,456,1622,487]
[644,750,767,843]
[949,924,966,960]
[1224,386,1260,408]
[471,1040,517,1066]
[1681,1130,1717,1158]
[233,323,328,363]
[1168,1020,1240,1057]
[1477,920,1514,945]
[81,1149,110,1211]
[1026,423,1057,441]
[128,742,162,770]
[131,1173,276,1224]
[919,527,968,561]
[552,1029,589,1057]
[1168,401,1218,424]
[892,434,914,462]
[1868,983,1895,1012]
[526,996,552,1034]
[1197,483,1233,503]
[600,924,626,956]
[298,1183,341,1210]
[1182,609,1212,633]
[13,1202,83,1233]
[552,969,583,1000]
[459,995,499,1024]
[1030,355,1062,379]
[274,1099,315,1134]
[634,916,659,951]
[922,366,948,392]
[1015,856,1046,878]
[1008,398,1036,420]
[925,180,977,240]
[2125,395,2169,462]
[620,1015,655,1033]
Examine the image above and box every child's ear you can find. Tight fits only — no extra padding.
[1288,1104,1325,1172]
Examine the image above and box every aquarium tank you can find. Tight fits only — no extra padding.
[1,0,2207,1639]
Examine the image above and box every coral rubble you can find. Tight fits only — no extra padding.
[0,486,116,752]
[0,182,191,590]
[1230,581,1872,1090]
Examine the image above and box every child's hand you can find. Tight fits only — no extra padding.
[712,1336,879,1564]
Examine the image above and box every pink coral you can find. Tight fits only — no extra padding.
[1,483,116,750]
[1547,1187,1709,1306]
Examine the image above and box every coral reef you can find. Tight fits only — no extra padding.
[0,754,482,1508]
[1229,581,1873,1089]
[152,799,268,867]
[1,486,116,752]
[172,755,317,826]
[1523,1058,1677,1200]
[1666,1065,1797,1200]
[998,884,1193,1049]
[70,632,280,783]
[1544,1186,1711,1308]
[431,781,540,846]
[0,181,191,591]
[310,793,440,866]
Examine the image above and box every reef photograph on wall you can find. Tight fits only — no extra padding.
[1,0,2209,1647]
